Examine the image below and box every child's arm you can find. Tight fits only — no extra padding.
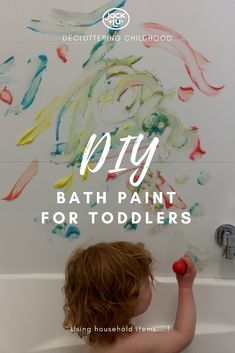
[173,256,197,346]
[123,256,196,353]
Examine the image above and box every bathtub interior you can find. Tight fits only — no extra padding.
[1,276,235,353]
[30,332,235,353]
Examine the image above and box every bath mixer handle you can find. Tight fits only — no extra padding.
[215,224,235,260]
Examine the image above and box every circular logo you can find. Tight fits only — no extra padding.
[102,8,130,30]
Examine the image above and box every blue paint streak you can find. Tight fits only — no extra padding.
[55,100,71,142]
[83,29,119,67]
[20,55,47,110]
[143,112,169,137]
[65,226,80,239]
[51,143,67,156]
[52,223,80,241]
[82,40,104,68]
[27,26,39,33]
[52,223,67,234]
[0,55,15,75]
[163,217,169,225]
[27,0,126,34]
[191,255,199,263]
[123,219,138,232]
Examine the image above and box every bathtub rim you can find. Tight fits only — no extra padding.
[1,274,235,286]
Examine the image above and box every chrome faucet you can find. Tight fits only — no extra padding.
[215,224,235,259]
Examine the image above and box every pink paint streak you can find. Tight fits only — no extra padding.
[189,137,206,161]
[142,23,224,96]
[177,86,194,102]
[0,86,13,105]
[56,44,69,63]
[2,160,38,201]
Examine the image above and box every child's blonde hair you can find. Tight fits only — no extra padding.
[63,241,154,346]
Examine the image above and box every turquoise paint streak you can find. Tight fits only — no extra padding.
[20,55,48,110]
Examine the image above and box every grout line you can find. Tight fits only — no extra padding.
[0,161,235,164]
[0,274,65,279]
[0,36,235,43]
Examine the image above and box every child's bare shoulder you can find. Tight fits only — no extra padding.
[85,330,188,353]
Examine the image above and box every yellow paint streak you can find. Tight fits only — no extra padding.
[122,124,129,130]
[17,96,62,145]
[98,91,113,103]
[81,163,93,181]
[53,171,74,189]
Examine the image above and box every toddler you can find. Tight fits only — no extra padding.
[63,241,196,353]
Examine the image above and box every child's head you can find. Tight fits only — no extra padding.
[63,241,155,346]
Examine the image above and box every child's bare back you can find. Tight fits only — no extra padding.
[63,241,197,353]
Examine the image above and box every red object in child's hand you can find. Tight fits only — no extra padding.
[172,260,187,275]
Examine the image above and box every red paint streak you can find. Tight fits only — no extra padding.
[106,172,117,182]
[189,137,206,161]
[106,166,141,183]
[177,86,194,102]
[185,64,224,96]
[142,22,224,96]
[133,175,140,183]
[56,44,69,63]
[191,126,199,131]
[164,195,173,209]
[0,86,13,105]
[155,172,187,209]
[2,160,38,201]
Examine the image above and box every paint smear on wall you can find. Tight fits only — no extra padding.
[0,56,15,105]
[57,44,69,63]
[0,56,15,74]
[2,160,38,201]
[177,86,194,102]
[21,55,48,110]
[16,96,62,145]
[0,86,13,105]
[197,171,212,185]
[3,1,224,243]
[174,231,210,271]
[125,167,187,230]
[189,202,205,217]
[189,137,206,160]
[52,223,80,240]
[27,0,126,36]
[175,175,190,185]
[17,53,206,170]
[7,55,48,115]
[124,218,138,231]
[155,172,187,209]
[83,29,120,67]
[0,55,15,84]
[34,217,80,241]
[185,250,209,272]
[142,22,224,96]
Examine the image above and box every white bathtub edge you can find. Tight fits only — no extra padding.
[1,274,235,287]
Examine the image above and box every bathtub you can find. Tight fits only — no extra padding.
[0,275,235,353]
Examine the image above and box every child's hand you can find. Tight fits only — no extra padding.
[175,256,197,289]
